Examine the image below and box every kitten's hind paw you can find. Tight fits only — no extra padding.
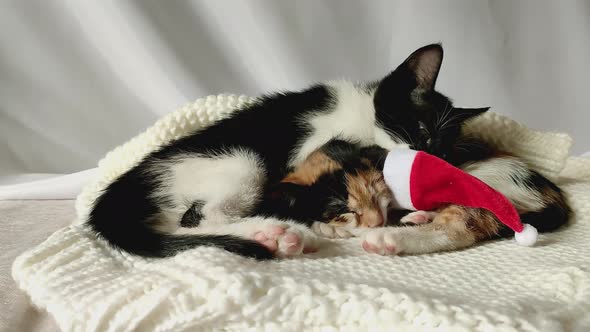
[361,228,400,256]
[400,210,437,225]
[252,223,319,257]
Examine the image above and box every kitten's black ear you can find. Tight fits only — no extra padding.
[400,44,444,90]
[453,107,490,121]
[374,44,444,110]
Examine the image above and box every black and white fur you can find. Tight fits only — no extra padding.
[87,55,408,259]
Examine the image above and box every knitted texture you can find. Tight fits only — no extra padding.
[74,94,256,222]
[463,112,573,181]
[13,94,590,331]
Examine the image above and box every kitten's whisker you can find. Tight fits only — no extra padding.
[437,110,453,130]
[439,103,455,130]
[375,116,411,146]
[383,127,407,145]
[436,101,451,129]
[435,100,450,129]
[394,125,414,147]
[438,113,465,132]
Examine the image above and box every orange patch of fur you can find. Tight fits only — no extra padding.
[281,151,342,185]
[434,205,501,241]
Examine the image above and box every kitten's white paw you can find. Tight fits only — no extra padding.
[400,210,438,225]
[361,228,401,255]
[311,222,354,239]
[252,224,319,257]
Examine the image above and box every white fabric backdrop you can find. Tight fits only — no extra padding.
[1,0,589,191]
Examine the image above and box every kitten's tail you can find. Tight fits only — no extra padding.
[517,171,571,233]
[86,172,273,260]
[463,156,571,234]
[95,227,274,260]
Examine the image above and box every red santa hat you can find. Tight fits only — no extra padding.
[383,148,538,246]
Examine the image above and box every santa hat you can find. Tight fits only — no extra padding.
[383,148,537,246]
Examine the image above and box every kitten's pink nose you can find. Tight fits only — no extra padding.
[361,211,384,227]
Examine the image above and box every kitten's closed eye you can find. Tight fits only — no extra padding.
[418,121,428,132]
[343,168,393,228]
[418,121,433,148]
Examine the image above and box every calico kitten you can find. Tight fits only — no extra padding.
[255,139,394,238]
[267,139,570,256]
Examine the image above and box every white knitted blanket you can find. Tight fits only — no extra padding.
[13,95,590,332]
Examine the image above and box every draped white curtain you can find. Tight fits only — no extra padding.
[1,0,589,190]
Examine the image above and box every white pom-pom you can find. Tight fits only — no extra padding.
[514,224,538,246]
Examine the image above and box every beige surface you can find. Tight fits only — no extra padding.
[11,181,590,331]
[12,94,584,331]
[1,200,73,332]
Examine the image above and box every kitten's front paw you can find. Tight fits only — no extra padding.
[400,210,437,225]
[311,222,353,239]
[361,228,401,255]
[252,224,319,257]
